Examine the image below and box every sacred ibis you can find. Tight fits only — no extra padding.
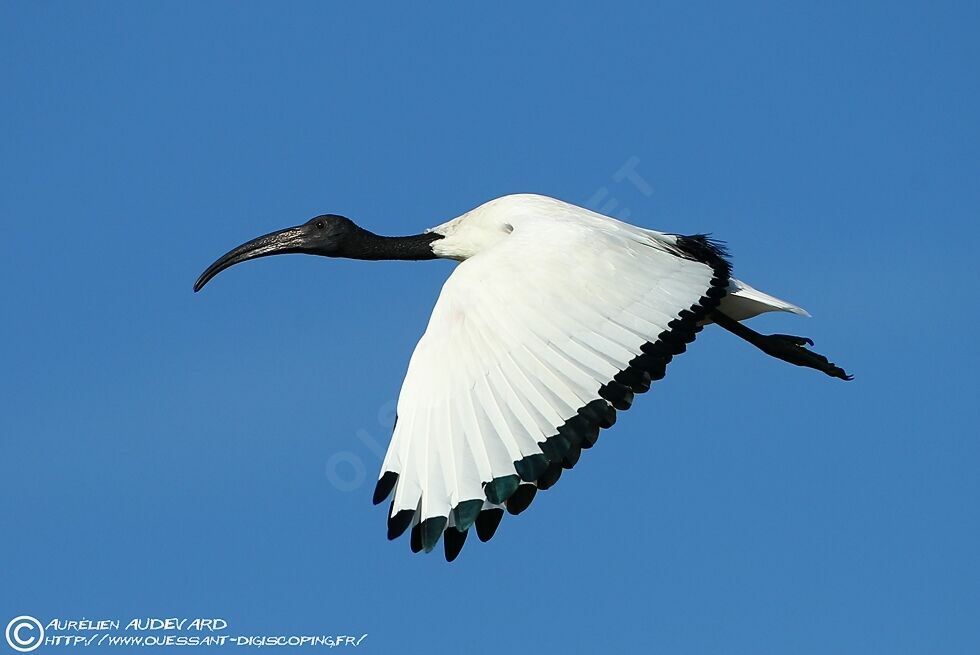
[194,193,851,561]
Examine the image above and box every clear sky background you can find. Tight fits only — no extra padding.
[2,2,978,653]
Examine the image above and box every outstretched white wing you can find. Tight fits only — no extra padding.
[374,215,730,560]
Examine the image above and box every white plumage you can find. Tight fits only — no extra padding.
[195,192,850,562]
[377,195,806,556]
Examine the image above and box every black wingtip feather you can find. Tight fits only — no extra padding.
[562,444,581,469]
[387,509,415,540]
[475,508,504,542]
[506,484,537,515]
[444,528,467,562]
[536,462,563,490]
[515,453,548,482]
[452,499,483,533]
[373,471,398,505]
[598,382,634,410]
[484,474,520,504]
[410,523,423,553]
[541,433,571,460]
[615,367,651,394]
[420,516,448,553]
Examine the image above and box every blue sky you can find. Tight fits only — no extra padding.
[2,2,978,653]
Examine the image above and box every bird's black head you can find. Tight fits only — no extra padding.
[193,213,358,292]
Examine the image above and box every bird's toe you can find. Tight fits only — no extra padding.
[771,334,814,347]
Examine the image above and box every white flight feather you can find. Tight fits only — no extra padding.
[384,194,809,527]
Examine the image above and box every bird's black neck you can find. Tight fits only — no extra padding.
[339,227,443,261]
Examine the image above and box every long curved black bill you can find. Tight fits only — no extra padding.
[194,225,308,292]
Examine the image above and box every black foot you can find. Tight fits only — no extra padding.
[755,334,853,381]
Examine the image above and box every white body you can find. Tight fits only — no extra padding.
[380,194,807,551]
[429,194,807,322]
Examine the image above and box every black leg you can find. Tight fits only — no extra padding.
[711,311,853,381]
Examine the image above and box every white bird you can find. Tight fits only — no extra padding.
[195,193,851,561]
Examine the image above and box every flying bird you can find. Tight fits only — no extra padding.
[194,194,851,561]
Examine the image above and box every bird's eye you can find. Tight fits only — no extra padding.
[315,220,325,230]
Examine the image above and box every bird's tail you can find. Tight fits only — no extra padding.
[715,278,810,322]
